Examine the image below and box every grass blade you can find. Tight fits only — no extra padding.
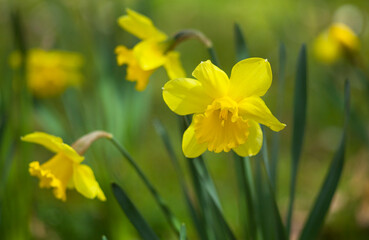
[286,44,308,235]
[193,157,237,240]
[111,183,160,240]
[180,224,187,240]
[233,154,257,239]
[110,138,181,235]
[153,119,207,239]
[299,80,350,240]
[208,47,220,67]
[234,23,250,61]
[270,43,287,190]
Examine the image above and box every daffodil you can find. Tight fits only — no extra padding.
[10,49,84,98]
[163,58,286,158]
[115,9,185,91]
[314,23,359,64]
[21,132,106,201]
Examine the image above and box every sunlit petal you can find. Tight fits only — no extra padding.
[182,121,208,158]
[239,96,286,132]
[134,40,168,70]
[229,58,272,101]
[233,120,263,157]
[192,60,230,98]
[73,164,106,201]
[163,51,186,79]
[163,78,213,115]
[118,8,167,41]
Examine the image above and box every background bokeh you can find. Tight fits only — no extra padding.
[1,0,369,239]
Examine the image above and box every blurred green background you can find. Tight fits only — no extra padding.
[1,0,369,239]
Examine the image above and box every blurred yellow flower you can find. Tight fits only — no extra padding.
[10,49,83,98]
[163,58,285,158]
[314,23,359,64]
[115,9,185,91]
[21,132,106,202]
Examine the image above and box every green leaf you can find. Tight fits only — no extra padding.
[286,44,308,235]
[153,119,207,240]
[111,183,160,240]
[253,131,287,240]
[193,157,237,240]
[208,47,220,67]
[233,154,257,239]
[270,43,287,190]
[110,138,181,235]
[234,23,250,61]
[299,80,350,240]
[180,224,187,240]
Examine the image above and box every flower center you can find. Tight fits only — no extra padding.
[193,97,249,153]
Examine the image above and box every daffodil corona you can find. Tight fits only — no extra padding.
[115,9,185,91]
[163,58,286,158]
[21,132,106,201]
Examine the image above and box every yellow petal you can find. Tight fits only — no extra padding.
[118,9,167,41]
[29,154,74,201]
[192,60,230,98]
[126,62,154,91]
[163,78,213,115]
[313,31,342,64]
[238,96,286,132]
[115,45,134,66]
[233,120,263,157]
[133,40,168,70]
[330,23,359,51]
[229,58,272,101]
[182,121,208,158]
[163,51,186,79]
[115,45,154,90]
[73,164,106,201]
[21,132,84,163]
[22,132,64,153]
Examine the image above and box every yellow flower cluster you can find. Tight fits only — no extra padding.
[11,49,83,98]
[115,9,185,91]
[314,23,359,64]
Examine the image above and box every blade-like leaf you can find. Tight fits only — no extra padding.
[180,224,187,240]
[253,130,287,240]
[234,23,250,61]
[233,154,257,239]
[111,183,160,240]
[110,138,181,235]
[286,44,308,235]
[270,43,287,190]
[299,80,350,240]
[193,157,237,240]
[208,47,220,67]
[154,119,207,240]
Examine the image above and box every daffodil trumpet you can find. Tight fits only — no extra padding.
[22,131,112,201]
[163,58,286,158]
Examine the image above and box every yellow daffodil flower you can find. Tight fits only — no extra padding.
[115,9,185,91]
[21,132,106,201]
[314,23,359,64]
[163,58,286,158]
[10,49,83,98]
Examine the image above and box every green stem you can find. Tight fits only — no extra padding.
[109,138,181,236]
